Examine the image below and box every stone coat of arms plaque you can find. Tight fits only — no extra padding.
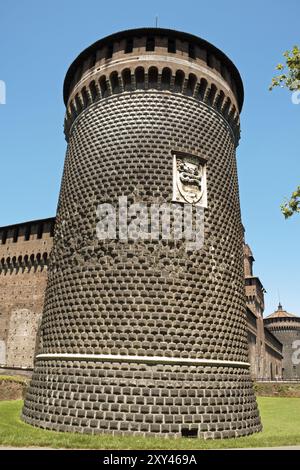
[172,151,207,207]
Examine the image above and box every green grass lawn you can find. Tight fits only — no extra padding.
[0,376,28,385]
[0,398,300,449]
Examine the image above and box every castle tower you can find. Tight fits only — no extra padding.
[265,304,300,379]
[22,28,261,438]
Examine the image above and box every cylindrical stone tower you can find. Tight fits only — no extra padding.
[22,28,262,439]
[265,304,300,380]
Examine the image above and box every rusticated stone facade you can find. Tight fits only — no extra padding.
[0,219,54,369]
[0,219,282,382]
[20,28,262,439]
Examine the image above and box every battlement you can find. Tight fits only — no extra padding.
[0,217,55,273]
[63,28,243,142]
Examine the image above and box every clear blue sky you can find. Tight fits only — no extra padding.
[0,0,299,316]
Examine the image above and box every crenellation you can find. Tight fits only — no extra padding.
[63,28,243,142]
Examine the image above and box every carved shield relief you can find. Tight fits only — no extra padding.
[172,152,207,207]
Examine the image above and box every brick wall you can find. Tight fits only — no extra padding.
[0,219,54,369]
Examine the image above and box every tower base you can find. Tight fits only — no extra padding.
[22,359,262,439]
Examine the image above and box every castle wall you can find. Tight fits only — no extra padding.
[0,219,54,369]
[265,327,300,379]
[264,328,283,379]
[245,313,282,380]
[244,245,283,380]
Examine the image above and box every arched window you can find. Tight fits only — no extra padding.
[89,80,98,101]
[229,105,237,121]
[99,76,108,98]
[223,97,232,117]
[198,78,208,100]
[110,72,120,94]
[186,73,197,96]
[161,68,172,90]
[135,67,145,89]
[74,94,83,113]
[81,87,89,107]
[122,69,132,92]
[207,84,218,106]
[215,90,225,111]
[174,70,185,93]
[148,67,158,89]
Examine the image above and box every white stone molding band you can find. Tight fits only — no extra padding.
[35,353,250,368]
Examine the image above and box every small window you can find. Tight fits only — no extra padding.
[168,38,176,53]
[76,65,83,81]
[37,223,43,240]
[91,53,97,67]
[106,43,113,59]
[146,37,155,51]
[1,230,7,245]
[207,54,214,68]
[13,227,19,243]
[188,44,196,59]
[221,65,227,79]
[50,221,55,237]
[24,225,31,241]
[125,38,133,53]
